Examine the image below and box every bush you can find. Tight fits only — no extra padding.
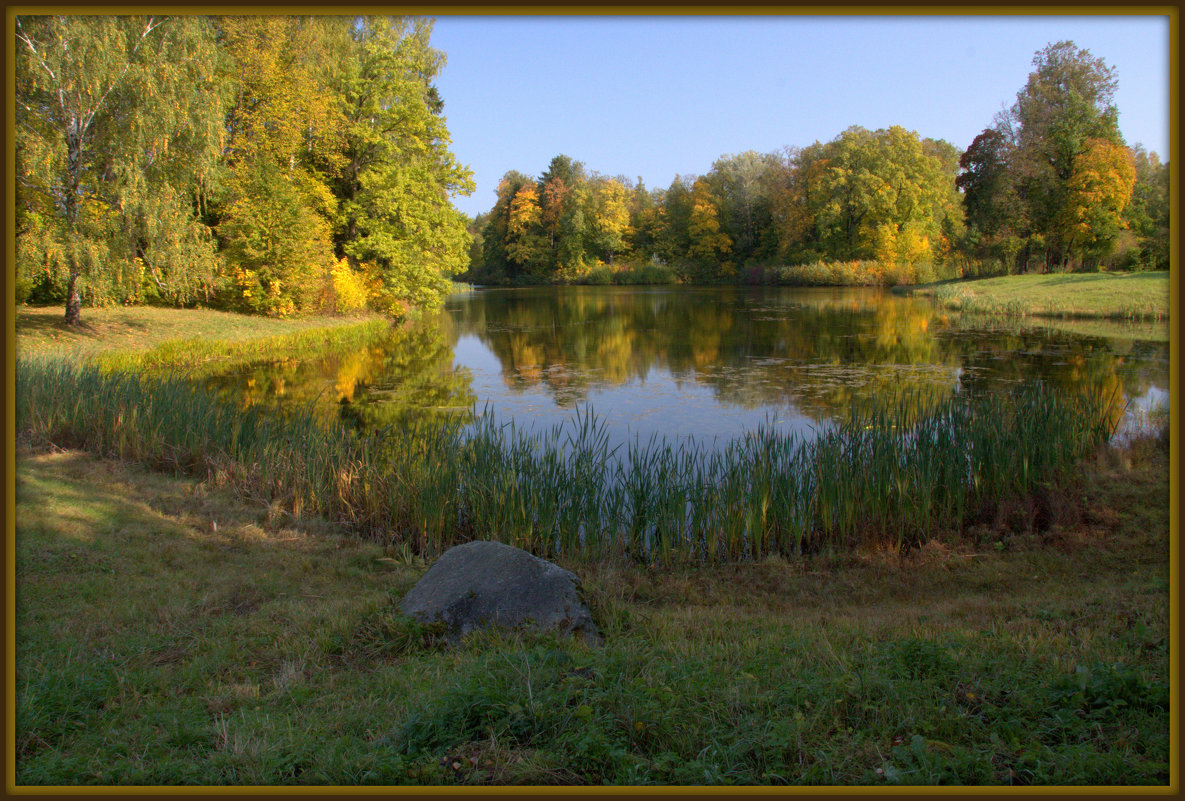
[614,263,676,285]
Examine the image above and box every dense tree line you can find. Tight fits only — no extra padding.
[15,14,474,324]
[468,41,1168,285]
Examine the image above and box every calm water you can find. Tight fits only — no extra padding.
[202,286,1170,448]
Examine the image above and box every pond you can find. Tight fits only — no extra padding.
[201,285,1170,450]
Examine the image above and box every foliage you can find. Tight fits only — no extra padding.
[15,15,227,322]
[15,14,473,323]
[333,17,475,312]
[960,41,1144,273]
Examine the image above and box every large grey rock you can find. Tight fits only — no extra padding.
[400,541,601,645]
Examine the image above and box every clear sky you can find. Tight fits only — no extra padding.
[426,13,1172,219]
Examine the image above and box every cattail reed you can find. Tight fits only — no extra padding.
[17,355,1115,565]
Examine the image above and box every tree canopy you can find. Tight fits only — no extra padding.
[15,14,475,323]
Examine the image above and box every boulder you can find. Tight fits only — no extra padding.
[400,541,601,645]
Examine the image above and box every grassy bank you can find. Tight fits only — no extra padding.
[14,304,384,359]
[14,304,393,380]
[13,429,1170,785]
[16,358,1118,562]
[903,271,1171,321]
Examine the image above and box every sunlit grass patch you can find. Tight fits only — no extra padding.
[15,304,384,358]
[911,271,1169,322]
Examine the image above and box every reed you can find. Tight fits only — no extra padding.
[16,355,1116,564]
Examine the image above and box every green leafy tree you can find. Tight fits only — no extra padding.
[1008,41,1127,269]
[653,176,694,270]
[707,150,779,265]
[538,155,588,274]
[1119,146,1170,271]
[625,178,661,261]
[801,126,962,264]
[332,16,475,312]
[15,14,226,323]
[214,15,344,315]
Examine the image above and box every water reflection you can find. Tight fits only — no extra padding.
[202,315,477,429]
[200,286,1169,448]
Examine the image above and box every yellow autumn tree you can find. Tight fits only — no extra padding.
[1060,137,1137,261]
[686,177,733,276]
[506,184,547,271]
[588,178,632,264]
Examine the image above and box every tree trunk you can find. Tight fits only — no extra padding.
[64,269,82,326]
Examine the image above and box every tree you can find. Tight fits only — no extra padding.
[1058,138,1136,265]
[586,177,631,265]
[957,123,1023,247]
[1120,146,1170,271]
[767,145,825,263]
[1008,41,1127,268]
[219,162,334,316]
[800,126,961,264]
[686,177,733,277]
[625,179,661,260]
[707,150,778,264]
[653,176,694,269]
[331,17,475,312]
[481,170,534,281]
[506,183,547,272]
[536,155,589,274]
[15,14,226,323]
[215,15,343,316]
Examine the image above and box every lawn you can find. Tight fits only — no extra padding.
[12,433,1171,785]
[906,271,1171,321]
[14,304,381,359]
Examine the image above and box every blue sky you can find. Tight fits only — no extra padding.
[426,14,1172,219]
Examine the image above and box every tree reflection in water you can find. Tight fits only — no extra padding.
[200,286,1168,449]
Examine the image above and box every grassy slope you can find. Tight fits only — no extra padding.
[905,271,1171,321]
[14,438,1170,786]
[14,305,381,359]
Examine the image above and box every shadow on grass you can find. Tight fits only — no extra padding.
[16,306,152,350]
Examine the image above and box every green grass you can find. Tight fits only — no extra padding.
[14,303,395,383]
[905,271,1170,322]
[14,304,385,360]
[12,298,1171,786]
[13,430,1170,785]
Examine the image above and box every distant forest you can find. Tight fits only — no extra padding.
[466,40,1169,287]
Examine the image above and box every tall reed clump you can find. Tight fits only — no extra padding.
[17,356,1116,564]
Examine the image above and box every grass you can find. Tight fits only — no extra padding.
[14,303,395,386]
[15,357,1120,563]
[13,426,1170,785]
[903,271,1170,322]
[11,302,1171,786]
[14,304,384,360]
